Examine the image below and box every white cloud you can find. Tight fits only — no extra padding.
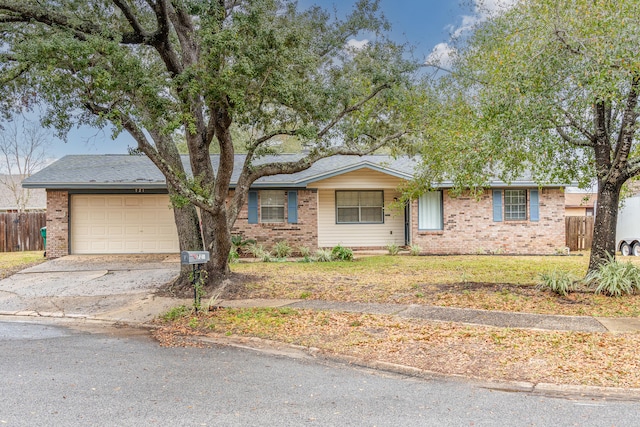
[425,42,456,69]
[346,38,369,50]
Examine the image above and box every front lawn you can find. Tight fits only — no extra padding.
[0,251,46,279]
[226,254,640,317]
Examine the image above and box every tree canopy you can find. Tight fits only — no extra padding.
[415,0,640,270]
[0,0,423,284]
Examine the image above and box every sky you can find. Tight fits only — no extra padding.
[20,0,514,160]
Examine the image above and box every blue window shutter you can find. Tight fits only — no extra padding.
[530,189,539,222]
[492,190,503,222]
[248,191,258,224]
[287,191,298,224]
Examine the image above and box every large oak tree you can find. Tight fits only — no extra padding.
[0,0,420,287]
[415,0,640,272]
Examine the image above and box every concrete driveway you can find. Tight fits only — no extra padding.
[0,254,190,323]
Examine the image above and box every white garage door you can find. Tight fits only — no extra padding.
[71,194,179,254]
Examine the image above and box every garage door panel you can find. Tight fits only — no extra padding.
[71,194,179,254]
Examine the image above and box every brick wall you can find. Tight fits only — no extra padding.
[411,188,566,255]
[45,190,69,258]
[231,189,318,251]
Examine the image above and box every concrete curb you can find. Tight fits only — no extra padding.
[190,332,640,402]
[4,299,640,400]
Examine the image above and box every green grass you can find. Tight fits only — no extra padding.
[228,254,640,317]
[0,251,46,279]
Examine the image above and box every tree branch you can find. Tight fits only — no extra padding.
[555,126,594,147]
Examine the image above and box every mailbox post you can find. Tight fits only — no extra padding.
[180,251,210,311]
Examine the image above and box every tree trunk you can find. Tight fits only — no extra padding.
[201,207,232,285]
[168,184,204,290]
[588,182,623,273]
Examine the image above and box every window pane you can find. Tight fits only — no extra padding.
[504,190,526,221]
[336,191,359,206]
[418,191,443,230]
[261,190,284,206]
[337,207,359,223]
[359,191,383,207]
[361,207,383,222]
[261,206,284,222]
[335,191,384,224]
[261,190,285,223]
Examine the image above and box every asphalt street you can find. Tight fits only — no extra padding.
[1,319,639,427]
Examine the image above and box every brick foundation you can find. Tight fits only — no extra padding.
[410,188,566,255]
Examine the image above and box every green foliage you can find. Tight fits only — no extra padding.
[161,305,190,322]
[538,270,577,297]
[0,0,424,278]
[230,235,256,258]
[585,256,640,297]
[189,268,208,310]
[297,246,311,258]
[231,235,257,250]
[331,244,354,261]
[386,243,400,256]
[409,244,422,256]
[415,0,640,269]
[314,249,334,262]
[273,241,292,258]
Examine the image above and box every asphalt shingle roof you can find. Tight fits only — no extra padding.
[23,154,557,190]
[22,154,418,189]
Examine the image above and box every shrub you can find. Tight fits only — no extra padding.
[314,248,333,262]
[386,243,400,256]
[228,249,239,264]
[409,244,422,256]
[297,246,311,258]
[247,243,273,262]
[331,244,353,261]
[537,270,577,296]
[273,240,292,258]
[585,255,640,297]
[230,235,257,255]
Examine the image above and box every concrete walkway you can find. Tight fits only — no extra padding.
[217,298,640,333]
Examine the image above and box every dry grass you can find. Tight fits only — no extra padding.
[154,307,640,388]
[0,251,46,279]
[227,254,640,317]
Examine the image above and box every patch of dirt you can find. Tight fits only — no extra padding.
[155,272,263,299]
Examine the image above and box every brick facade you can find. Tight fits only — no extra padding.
[411,188,565,255]
[44,186,564,257]
[230,189,318,251]
[45,190,69,258]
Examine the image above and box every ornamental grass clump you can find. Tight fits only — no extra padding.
[584,255,640,297]
[273,240,292,258]
[537,270,577,297]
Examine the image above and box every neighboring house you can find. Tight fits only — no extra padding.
[23,154,567,258]
[564,192,596,217]
[0,174,47,212]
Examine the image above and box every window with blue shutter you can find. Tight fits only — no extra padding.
[287,191,298,224]
[247,191,258,224]
[529,189,539,222]
[492,190,503,222]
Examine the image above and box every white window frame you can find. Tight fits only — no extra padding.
[504,189,527,221]
[260,190,285,223]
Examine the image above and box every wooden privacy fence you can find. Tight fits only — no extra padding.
[565,216,594,252]
[0,212,46,252]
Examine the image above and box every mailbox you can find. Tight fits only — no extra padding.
[180,251,210,265]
